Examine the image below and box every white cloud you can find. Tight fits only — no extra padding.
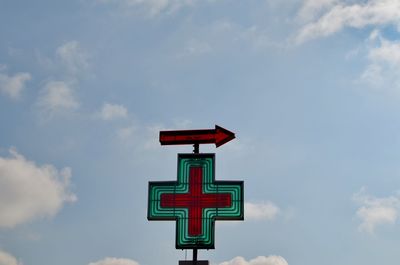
[0,250,21,265]
[115,120,191,148]
[218,256,288,265]
[101,103,128,120]
[295,0,400,44]
[56,41,89,75]
[359,63,385,87]
[35,41,88,118]
[191,20,278,54]
[245,202,280,221]
[179,39,212,57]
[88,257,140,265]
[353,187,400,234]
[117,125,136,140]
[0,72,31,99]
[38,81,79,114]
[297,0,339,22]
[96,0,194,17]
[115,123,161,149]
[238,26,277,51]
[201,20,273,52]
[358,32,400,93]
[368,36,400,66]
[0,148,77,228]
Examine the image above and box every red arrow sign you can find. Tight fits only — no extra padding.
[159,125,235,147]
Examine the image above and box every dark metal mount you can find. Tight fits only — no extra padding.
[179,260,209,265]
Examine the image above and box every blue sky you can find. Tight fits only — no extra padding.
[2,1,400,265]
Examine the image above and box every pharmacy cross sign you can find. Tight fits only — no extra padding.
[148,153,244,249]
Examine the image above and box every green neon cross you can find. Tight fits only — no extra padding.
[147,153,244,249]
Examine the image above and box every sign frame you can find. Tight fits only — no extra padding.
[147,153,244,249]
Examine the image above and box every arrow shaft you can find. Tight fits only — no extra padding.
[160,129,216,145]
[159,125,235,147]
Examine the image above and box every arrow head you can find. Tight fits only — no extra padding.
[215,125,235,147]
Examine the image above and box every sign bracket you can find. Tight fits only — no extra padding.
[193,143,199,154]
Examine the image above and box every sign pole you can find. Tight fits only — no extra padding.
[193,249,198,263]
[193,143,199,264]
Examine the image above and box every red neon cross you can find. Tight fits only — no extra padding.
[160,167,232,236]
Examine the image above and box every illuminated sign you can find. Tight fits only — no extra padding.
[159,125,235,147]
[148,153,243,249]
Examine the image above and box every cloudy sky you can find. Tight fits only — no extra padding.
[2,0,400,265]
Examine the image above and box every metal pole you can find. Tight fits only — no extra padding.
[193,143,199,154]
[193,143,199,264]
[193,249,198,263]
